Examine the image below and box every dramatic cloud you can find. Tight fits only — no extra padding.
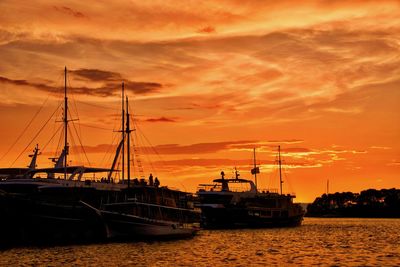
[0,76,55,92]
[0,0,399,201]
[71,69,121,81]
[0,74,162,97]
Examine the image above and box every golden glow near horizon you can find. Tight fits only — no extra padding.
[0,1,399,202]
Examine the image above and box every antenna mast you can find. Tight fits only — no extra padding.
[278,145,283,195]
[253,148,258,190]
[327,179,329,195]
[121,82,125,183]
[126,96,131,188]
[64,66,69,180]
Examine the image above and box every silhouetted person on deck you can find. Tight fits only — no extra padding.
[133,178,139,185]
[149,173,154,186]
[154,177,160,187]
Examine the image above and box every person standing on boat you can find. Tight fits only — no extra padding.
[154,177,160,187]
[149,173,154,186]
[221,171,228,191]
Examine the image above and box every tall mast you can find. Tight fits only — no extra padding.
[64,66,68,180]
[121,82,125,183]
[253,148,258,190]
[278,145,283,195]
[126,96,131,188]
[327,179,329,195]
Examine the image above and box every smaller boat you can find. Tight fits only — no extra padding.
[84,200,199,240]
[196,147,304,229]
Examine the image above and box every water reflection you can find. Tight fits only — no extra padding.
[1,218,399,266]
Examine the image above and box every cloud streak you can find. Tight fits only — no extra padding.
[71,69,121,81]
[0,73,162,97]
[53,6,86,18]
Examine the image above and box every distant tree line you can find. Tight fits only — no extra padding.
[306,188,400,218]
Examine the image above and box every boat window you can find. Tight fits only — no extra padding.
[228,182,251,192]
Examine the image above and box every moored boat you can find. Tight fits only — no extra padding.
[0,68,200,246]
[196,147,304,229]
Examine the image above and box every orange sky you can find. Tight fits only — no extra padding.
[0,0,399,202]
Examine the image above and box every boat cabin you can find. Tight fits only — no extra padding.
[198,177,257,194]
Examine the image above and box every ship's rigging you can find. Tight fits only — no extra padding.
[1,68,166,182]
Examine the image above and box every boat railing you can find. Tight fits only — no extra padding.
[197,183,254,193]
[257,188,279,194]
[257,189,296,197]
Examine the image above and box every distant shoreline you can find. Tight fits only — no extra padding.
[306,188,400,218]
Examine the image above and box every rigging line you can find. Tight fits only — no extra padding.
[273,156,280,191]
[99,100,120,167]
[75,104,83,141]
[99,115,120,167]
[100,129,118,167]
[135,130,156,177]
[41,124,63,153]
[0,94,52,163]
[134,121,166,167]
[54,118,64,159]
[70,120,91,167]
[68,124,81,166]
[268,156,277,190]
[132,118,155,172]
[74,100,119,111]
[79,124,114,131]
[11,104,61,167]
[132,129,145,178]
[51,79,67,159]
[67,124,78,164]
[142,135,159,176]
[282,159,294,194]
[66,74,84,141]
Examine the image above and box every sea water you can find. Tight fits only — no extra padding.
[1,218,399,266]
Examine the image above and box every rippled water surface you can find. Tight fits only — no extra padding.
[1,218,399,266]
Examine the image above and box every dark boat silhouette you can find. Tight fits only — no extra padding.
[196,147,304,229]
[0,68,199,246]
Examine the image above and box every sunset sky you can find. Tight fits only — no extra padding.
[0,0,399,202]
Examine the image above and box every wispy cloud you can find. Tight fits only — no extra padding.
[369,146,391,150]
[71,69,121,81]
[197,26,216,34]
[144,117,178,123]
[0,74,162,97]
[53,6,86,19]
